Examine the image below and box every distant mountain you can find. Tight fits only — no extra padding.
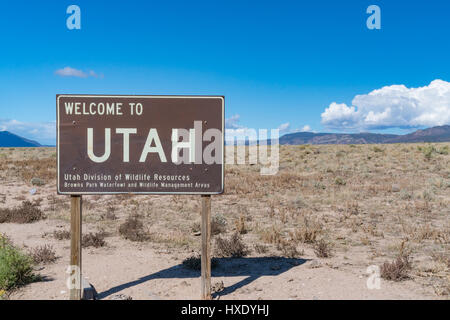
[280,125,450,145]
[1,125,449,148]
[387,125,450,143]
[0,131,42,147]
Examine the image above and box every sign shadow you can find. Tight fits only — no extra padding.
[97,256,308,299]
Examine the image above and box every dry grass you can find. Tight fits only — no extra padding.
[0,157,56,184]
[260,225,282,244]
[100,206,118,221]
[313,239,332,258]
[215,232,249,258]
[82,232,107,248]
[290,216,322,244]
[254,243,269,254]
[53,230,71,240]
[1,142,449,297]
[30,245,58,264]
[118,214,149,242]
[234,214,248,234]
[0,201,45,224]
[182,254,219,270]
[380,254,412,281]
[211,214,227,235]
[277,239,302,258]
[432,253,450,268]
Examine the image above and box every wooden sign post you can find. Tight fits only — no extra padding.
[201,195,212,300]
[70,195,82,300]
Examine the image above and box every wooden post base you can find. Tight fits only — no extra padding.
[201,195,212,300]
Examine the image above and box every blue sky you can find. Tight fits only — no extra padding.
[0,0,449,145]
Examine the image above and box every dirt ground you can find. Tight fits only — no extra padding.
[0,144,449,300]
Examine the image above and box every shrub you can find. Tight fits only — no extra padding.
[30,177,45,186]
[254,243,268,254]
[437,145,449,155]
[53,230,71,240]
[420,145,436,160]
[182,254,219,270]
[277,239,301,258]
[260,225,282,244]
[335,177,346,186]
[380,254,411,281]
[314,182,326,190]
[191,222,201,234]
[400,190,413,200]
[234,214,247,234]
[373,146,384,153]
[0,235,37,291]
[212,281,225,293]
[82,232,107,248]
[418,144,449,157]
[215,232,249,258]
[313,239,332,258]
[211,214,227,235]
[290,217,322,244]
[30,245,58,264]
[345,201,359,216]
[431,253,450,268]
[191,214,227,236]
[119,214,149,242]
[0,201,45,224]
[101,206,117,220]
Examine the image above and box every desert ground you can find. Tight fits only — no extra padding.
[0,143,449,300]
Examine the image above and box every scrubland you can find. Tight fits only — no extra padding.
[0,143,448,300]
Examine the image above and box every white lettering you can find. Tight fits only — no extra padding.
[139,129,167,163]
[116,128,137,162]
[87,128,111,163]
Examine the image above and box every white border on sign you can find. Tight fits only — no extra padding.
[56,95,225,195]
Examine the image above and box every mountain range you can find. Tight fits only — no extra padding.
[0,131,42,147]
[1,125,449,147]
[279,125,450,145]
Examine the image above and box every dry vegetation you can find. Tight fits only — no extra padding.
[30,245,58,265]
[82,232,107,248]
[0,143,449,298]
[0,201,45,224]
[182,254,219,271]
[215,232,249,258]
[118,214,150,242]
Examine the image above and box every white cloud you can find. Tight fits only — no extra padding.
[55,66,102,78]
[300,125,311,132]
[277,122,290,133]
[225,114,257,141]
[0,119,55,145]
[321,80,450,130]
[225,114,241,129]
[290,125,313,133]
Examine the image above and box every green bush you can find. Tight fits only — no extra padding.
[422,145,436,160]
[0,234,37,291]
[418,144,448,159]
[437,145,449,155]
[335,177,346,186]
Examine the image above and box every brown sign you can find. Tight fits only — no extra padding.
[57,95,224,195]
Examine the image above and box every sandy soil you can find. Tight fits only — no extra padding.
[1,219,435,300]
